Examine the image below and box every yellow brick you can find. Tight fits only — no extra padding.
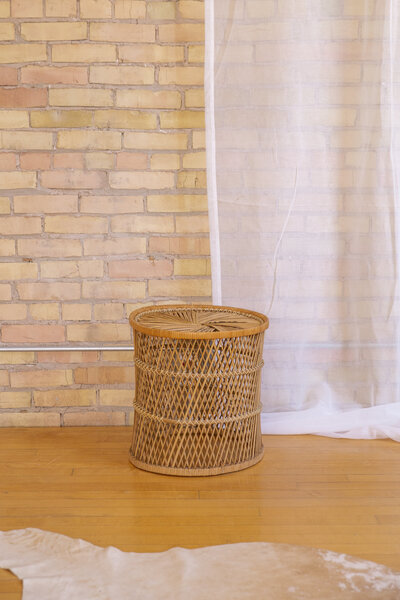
[57,130,121,150]
[99,389,133,406]
[90,22,154,42]
[0,111,28,129]
[149,279,211,297]
[159,66,204,86]
[43,168,106,188]
[0,304,27,320]
[192,130,205,149]
[147,194,207,212]
[41,259,104,278]
[116,89,181,109]
[0,413,60,426]
[50,88,113,107]
[52,43,116,63]
[101,350,133,362]
[80,195,143,214]
[160,110,205,129]
[17,239,81,259]
[0,369,9,385]
[109,258,172,279]
[182,151,206,169]
[111,214,174,233]
[114,0,145,18]
[0,352,33,365]
[86,152,114,169]
[109,171,175,190]
[36,352,99,364]
[45,216,108,234]
[174,258,210,276]
[0,43,46,64]
[0,239,15,256]
[0,198,10,214]
[62,303,92,321]
[125,300,155,314]
[188,45,204,63]
[11,0,42,16]
[63,412,126,426]
[82,280,145,299]
[0,171,36,189]
[93,303,124,320]
[0,216,41,234]
[0,131,52,150]
[175,215,209,233]
[119,44,184,63]
[158,23,204,42]
[80,0,111,18]
[0,1,10,18]
[94,109,156,129]
[124,132,187,150]
[0,391,30,408]
[21,22,87,41]
[46,0,77,17]
[83,237,146,256]
[177,170,207,189]
[34,389,96,407]
[14,195,78,214]
[10,369,73,387]
[178,0,204,18]
[0,23,14,40]
[31,110,92,128]
[150,153,180,170]
[29,303,59,321]
[147,1,175,19]
[0,263,37,280]
[185,89,204,108]
[90,65,154,85]
[75,365,133,383]
[67,323,131,342]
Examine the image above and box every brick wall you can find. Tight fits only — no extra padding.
[0,0,210,426]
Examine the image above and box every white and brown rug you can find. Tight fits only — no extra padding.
[0,528,399,599]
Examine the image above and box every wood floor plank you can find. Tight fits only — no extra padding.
[1,427,400,599]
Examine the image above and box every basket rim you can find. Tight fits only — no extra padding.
[129,304,269,339]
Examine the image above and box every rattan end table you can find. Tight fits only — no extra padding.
[129,304,269,476]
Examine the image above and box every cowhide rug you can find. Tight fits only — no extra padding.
[0,528,399,599]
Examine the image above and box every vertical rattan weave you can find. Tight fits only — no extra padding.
[129,304,269,476]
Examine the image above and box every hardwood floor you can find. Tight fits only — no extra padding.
[1,427,400,598]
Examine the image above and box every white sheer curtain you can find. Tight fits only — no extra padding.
[205,0,400,439]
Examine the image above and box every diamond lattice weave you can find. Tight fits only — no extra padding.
[129,305,269,476]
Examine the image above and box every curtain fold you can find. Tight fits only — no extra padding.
[205,0,400,439]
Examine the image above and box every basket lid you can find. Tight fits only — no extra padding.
[129,304,269,339]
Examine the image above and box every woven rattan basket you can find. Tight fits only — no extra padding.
[129,304,269,476]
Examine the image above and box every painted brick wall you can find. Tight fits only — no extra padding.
[0,0,210,426]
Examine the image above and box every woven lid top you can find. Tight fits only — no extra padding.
[129,304,269,339]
